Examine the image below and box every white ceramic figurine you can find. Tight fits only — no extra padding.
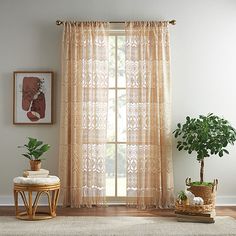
[185,190,204,205]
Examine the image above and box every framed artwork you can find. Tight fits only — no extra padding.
[13,71,53,124]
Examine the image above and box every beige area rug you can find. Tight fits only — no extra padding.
[0,216,236,236]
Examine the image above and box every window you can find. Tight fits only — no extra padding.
[106,31,126,202]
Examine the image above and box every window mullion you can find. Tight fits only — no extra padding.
[115,35,118,197]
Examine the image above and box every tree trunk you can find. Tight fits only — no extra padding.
[200,159,204,183]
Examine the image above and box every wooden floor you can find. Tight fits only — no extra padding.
[1,206,236,218]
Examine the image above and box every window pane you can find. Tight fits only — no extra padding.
[117,90,126,142]
[106,144,115,196]
[109,36,115,88]
[117,144,126,196]
[107,90,115,142]
[117,36,125,88]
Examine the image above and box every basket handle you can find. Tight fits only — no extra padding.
[185,177,191,186]
[212,179,218,192]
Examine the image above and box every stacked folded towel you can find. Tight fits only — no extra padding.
[23,169,49,178]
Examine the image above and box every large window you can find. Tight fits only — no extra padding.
[106,34,126,201]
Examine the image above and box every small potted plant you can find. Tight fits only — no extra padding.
[18,137,50,171]
[177,190,188,205]
[173,113,236,205]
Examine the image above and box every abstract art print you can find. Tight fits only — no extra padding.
[13,71,53,124]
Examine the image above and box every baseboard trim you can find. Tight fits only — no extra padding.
[216,196,236,206]
[0,195,14,206]
[0,195,62,206]
[1,195,236,206]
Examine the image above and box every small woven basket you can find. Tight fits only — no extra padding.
[175,201,214,213]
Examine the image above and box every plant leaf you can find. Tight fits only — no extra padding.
[223,149,229,154]
[219,150,224,157]
[22,154,31,160]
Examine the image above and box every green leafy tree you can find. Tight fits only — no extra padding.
[173,113,236,183]
[18,137,50,161]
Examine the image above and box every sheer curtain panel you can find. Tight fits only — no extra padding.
[59,22,109,207]
[125,22,174,209]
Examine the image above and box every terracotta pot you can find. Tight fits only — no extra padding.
[30,160,41,171]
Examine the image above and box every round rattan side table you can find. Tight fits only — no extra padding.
[13,176,60,221]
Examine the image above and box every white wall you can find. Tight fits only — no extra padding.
[0,0,236,205]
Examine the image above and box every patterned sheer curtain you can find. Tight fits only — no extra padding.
[59,22,109,207]
[125,22,174,208]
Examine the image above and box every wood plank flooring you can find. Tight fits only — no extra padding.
[1,206,236,218]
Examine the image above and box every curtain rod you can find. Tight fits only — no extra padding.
[56,19,176,25]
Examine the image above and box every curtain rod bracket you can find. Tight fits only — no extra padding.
[169,19,176,25]
[56,20,63,25]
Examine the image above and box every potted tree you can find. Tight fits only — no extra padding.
[173,113,236,205]
[18,137,50,171]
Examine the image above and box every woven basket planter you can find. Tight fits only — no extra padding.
[186,177,218,206]
[175,178,218,214]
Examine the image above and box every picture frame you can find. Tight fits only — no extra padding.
[13,71,53,124]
